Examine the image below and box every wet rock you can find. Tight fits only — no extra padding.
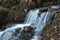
[40,7,48,12]
[20,26,35,40]
[7,26,35,40]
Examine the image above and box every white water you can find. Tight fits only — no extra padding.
[31,12,54,40]
[24,9,40,24]
[51,5,60,9]
[0,8,54,40]
[0,24,31,40]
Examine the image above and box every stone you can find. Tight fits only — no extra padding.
[20,26,35,40]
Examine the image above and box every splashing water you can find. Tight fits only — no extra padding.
[0,8,54,40]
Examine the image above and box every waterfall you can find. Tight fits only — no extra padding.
[31,12,54,40]
[0,8,54,40]
[0,8,40,40]
[24,8,40,24]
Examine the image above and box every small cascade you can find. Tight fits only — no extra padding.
[24,9,40,24]
[31,12,54,40]
[0,8,40,40]
[0,8,54,40]
[0,24,31,40]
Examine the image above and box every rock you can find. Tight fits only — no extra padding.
[7,26,35,40]
[0,7,9,30]
[20,26,35,40]
[0,7,27,30]
[26,0,41,9]
[50,38,55,40]
[40,7,48,12]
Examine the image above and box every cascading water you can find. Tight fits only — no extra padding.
[24,9,40,24]
[0,8,40,40]
[0,8,54,40]
[31,12,54,40]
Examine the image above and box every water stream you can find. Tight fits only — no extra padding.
[0,6,58,40]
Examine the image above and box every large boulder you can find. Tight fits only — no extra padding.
[20,26,35,40]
